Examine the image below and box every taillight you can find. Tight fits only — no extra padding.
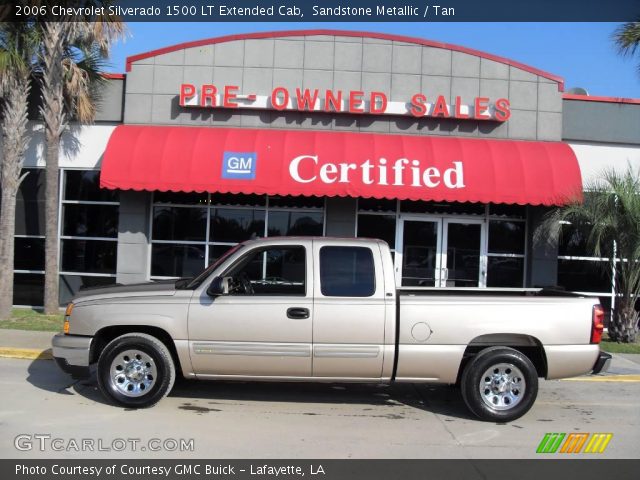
[591,304,605,344]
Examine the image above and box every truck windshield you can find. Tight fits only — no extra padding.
[177,244,244,290]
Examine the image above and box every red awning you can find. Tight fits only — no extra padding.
[100,125,582,206]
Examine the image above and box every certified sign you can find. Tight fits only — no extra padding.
[221,152,257,180]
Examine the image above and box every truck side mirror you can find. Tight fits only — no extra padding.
[207,276,229,297]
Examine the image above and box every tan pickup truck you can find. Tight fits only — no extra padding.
[52,237,610,421]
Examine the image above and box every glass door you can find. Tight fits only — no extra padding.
[396,216,487,288]
[395,217,442,287]
[442,219,487,287]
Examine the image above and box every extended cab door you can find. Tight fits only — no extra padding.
[188,241,313,377]
[311,240,388,378]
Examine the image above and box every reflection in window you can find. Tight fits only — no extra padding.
[357,214,396,250]
[268,211,323,237]
[153,206,207,242]
[557,259,611,293]
[61,239,117,274]
[487,257,524,287]
[210,208,265,242]
[63,204,118,238]
[151,244,206,278]
[65,170,118,202]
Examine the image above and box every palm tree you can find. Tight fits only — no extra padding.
[39,15,125,313]
[538,167,640,343]
[614,22,640,74]
[0,22,37,319]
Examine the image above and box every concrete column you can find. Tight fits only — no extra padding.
[116,191,152,284]
[324,197,357,237]
[526,206,559,288]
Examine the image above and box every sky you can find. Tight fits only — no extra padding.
[107,22,640,98]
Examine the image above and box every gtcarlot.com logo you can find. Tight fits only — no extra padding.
[536,432,613,454]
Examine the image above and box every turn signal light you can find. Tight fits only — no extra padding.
[591,304,605,344]
[63,303,73,334]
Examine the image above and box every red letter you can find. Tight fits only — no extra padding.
[410,94,427,117]
[295,88,320,111]
[349,91,365,113]
[454,96,469,119]
[200,84,217,107]
[179,83,196,106]
[324,90,343,112]
[474,97,490,120]
[271,87,290,111]
[370,92,388,114]
[223,85,239,108]
[432,95,449,117]
[495,98,511,122]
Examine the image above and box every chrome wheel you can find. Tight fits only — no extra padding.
[479,363,525,411]
[109,349,157,397]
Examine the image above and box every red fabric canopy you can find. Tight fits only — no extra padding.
[100,125,582,206]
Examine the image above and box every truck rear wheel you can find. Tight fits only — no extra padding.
[97,333,175,408]
[461,347,538,422]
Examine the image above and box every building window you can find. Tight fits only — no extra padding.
[556,221,615,323]
[13,169,45,306]
[486,219,526,287]
[59,170,119,305]
[356,198,397,253]
[150,193,324,279]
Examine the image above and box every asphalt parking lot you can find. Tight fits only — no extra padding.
[1,356,639,459]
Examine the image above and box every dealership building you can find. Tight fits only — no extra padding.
[11,29,640,313]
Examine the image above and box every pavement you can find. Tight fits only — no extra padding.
[1,356,640,459]
[0,329,639,459]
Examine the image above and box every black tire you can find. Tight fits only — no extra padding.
[460,347,538,422]
[97,333,175,408]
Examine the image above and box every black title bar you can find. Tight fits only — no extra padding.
[5,0,640,22]
[4,460,640,480]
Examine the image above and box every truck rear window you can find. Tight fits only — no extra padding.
[319,246,375,297]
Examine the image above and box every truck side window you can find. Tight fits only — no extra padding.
[320,246,375,297]
[226,246,306,296]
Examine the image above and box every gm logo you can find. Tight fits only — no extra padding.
[536,432,613,454]
[222,152,257,180]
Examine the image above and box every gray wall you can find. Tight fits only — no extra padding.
[96,78,124,122]
[124,33,563,141]
[116,191,152,284]
[563,99,640,145]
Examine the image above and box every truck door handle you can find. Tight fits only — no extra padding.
[287,307,310,319]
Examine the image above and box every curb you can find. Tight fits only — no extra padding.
[561,374,640,382]
[0,347,53,360]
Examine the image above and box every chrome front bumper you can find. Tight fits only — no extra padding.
[52,333,92,378]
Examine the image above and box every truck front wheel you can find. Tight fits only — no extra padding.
[461,347,538,422]
[97,333,175,408]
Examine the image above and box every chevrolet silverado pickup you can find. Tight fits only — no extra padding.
[52,237,611,421]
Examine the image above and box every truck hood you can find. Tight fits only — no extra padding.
[72,280,178,304]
